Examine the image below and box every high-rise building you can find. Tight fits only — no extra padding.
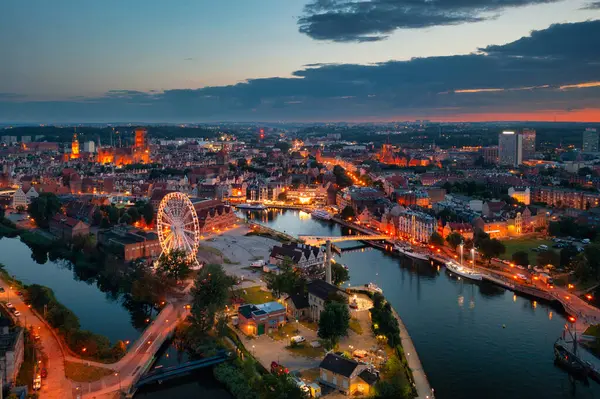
[521,128,536,160]
[83,141,95,153]
[498,131,522,167]
[583,128,599,153]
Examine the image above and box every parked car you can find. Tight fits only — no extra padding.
[34,333,41,341]
[0,287,5,293]
[6,303,14,309]
[16,291,23,297]
[270,361,289,375]
[41,368,47,379]
[13,310,21,317]
[291,335,305,344]
[33,375,41,390]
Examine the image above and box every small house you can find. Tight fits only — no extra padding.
[319,353,378,395]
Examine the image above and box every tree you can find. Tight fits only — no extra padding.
[16,205,25,214]
[127,207,140,223]
[261,373,308,399]
[512,251,529,267]
[536,249,560,268]
[142,202,154,225]
[560,245,579,268]
[92,210,103,226]
[429,232,444,247]
[479,238,506,264]
[190,263,233,333]
[340,206,356,220]
[473,228,490,247]
[318,301,350,349]
[446,232,463,250]
[155,249,193,283]
[331,262,349,286]
[264,257,305,298]
[120,213,132,225]
[28,192,62,228]
[0,206,4,220]
[277,192,287,201]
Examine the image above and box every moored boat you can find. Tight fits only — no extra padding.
[445,261,483,281]
[394,244,429,261]
[236,203,267,211]
[365,282,383,294]
[311,209,333,220]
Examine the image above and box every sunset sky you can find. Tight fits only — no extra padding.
[2,0,600,122]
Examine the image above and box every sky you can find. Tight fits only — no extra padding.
[1,0,600,123]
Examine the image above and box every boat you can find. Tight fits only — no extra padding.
[236,203,267,211]
[445,261,483,281]
[365,282,383,294]
[554,339,589,380]
[394,244,429,261]
[311,209,333,220]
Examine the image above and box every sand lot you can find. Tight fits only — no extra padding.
[197,225,280,288]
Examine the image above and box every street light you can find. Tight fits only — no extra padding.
[115,372,122,391]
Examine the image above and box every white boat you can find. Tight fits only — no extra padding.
[311,209,333,220]
[394,244,429,261]
[366,282,383,294]
[445,261,483,281]
[236,203,267,211]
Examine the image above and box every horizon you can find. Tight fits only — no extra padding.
[2,0,600,123]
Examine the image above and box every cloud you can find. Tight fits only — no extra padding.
[1,20,600,122]
[298,0,560,42]
[582,1,600,9]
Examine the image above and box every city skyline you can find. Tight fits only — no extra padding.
[2,0,600,123]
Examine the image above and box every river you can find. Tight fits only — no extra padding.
[241,209,600,399]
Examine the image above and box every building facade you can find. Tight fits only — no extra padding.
[521,129,536,160]
[508,187,531,205]
[319,353,378,395]
[238,301,286,336]
[396,209,437,243]
[583,128,599,153]
[498,131,522,167]
[49,214,90,241]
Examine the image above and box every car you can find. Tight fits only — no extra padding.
[13,310,21,317]
[270,361,289,375]
[0,287,5,293]
[517,274,527,280]
[33,375,41,390]
[41,368,47,378]
[6,303,14,309]
[516,265,526,270]
[16,291,23,297]
[291,335,305,344]
[34,334,41,341]
[353,349,368,358]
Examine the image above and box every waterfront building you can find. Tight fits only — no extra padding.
[498,131,523,167]
[0,318,24,387]
[98,226,160,261]
[319,352,378,395]
[308,279,348,321]
[395,209,437,243]
[269,243,325,271]
[521,129,536,160]
[238,301,286,336]
[472,216,508,238]
[441,222,474,240]
[285,184,329,205]
[583,128,599,153]
[11,186,37,209]
[508,187,531,205]
[49,214,90,241]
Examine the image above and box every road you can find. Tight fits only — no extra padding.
[67,302,189,399]
[0,280,72,399]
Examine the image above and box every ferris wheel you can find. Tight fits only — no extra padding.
[156,192,200,263]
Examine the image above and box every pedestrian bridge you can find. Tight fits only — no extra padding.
[299,234,391,246]
[133,351,230,389]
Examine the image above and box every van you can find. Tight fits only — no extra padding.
[538,245,548,251]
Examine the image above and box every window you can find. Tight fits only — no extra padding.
[343,379,348,388]
[321,371,327,382]
[332,376,337,385]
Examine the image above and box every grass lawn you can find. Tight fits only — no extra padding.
[65,362,114,382]
[349,318,363,335]
[584,324,600,337]
[198,244,224,257]
[499,237,554,261]
[270,323,300,341]
[232,286,275,305]
[286,343,324,359]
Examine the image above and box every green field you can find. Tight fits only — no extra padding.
[499,237,554,261]
[232,286,275,305]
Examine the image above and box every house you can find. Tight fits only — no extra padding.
[442,222,474,240]
[482,200,507,218]
[308,279,348,321]
[319,353,378,395]
[284,292,310,320]
[238,301,286,336]
[269,243,325,271]
[11,186,37,210]
[48,214,90,241]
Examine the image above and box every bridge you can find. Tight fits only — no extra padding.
[0,189,16,196]
[298,234,392,284]
[133,351,229,391]
[299,234,390,246]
